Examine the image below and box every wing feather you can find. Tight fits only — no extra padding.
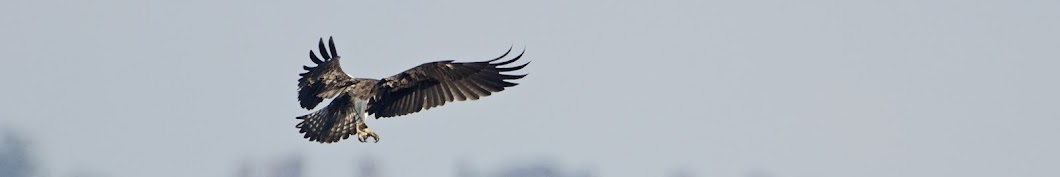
[297,37,353,110]
[423,86,436,109]
[309,52,324,64]
[328,37,339,57]
[439,81,455,102]
[318,38,331,60]
[411,87,425,112]
[446,82,466,101]
[464,79,492,98]
[432,84,447,107]
[468,74,503,92]
[456,81,481,100]
[368,48,529,118]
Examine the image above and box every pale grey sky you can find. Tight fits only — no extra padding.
[2,0,1059,177]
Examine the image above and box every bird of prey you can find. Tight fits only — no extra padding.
[295,37,529,143]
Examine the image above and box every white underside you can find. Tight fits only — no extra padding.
[353,98,369,121]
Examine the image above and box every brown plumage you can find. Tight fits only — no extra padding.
[295,37,528,143]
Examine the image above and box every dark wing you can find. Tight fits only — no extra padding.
[368,48,529,118]
[298,37,353,110]
[295,93,365,143]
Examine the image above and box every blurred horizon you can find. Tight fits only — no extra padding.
[1,131,693,177]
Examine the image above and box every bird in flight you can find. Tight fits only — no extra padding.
[295,37,529,143]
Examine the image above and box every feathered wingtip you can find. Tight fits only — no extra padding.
[297,36,354,110]
[319,37,339,59]
[486,45,514,63]
[309,36,340,63]
[489,46,529,80]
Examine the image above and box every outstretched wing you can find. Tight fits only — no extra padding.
[368,48,529,118]
[295,93,367,143]
[298,37,353,110]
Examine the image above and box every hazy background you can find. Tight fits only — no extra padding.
[2,0,1059,177]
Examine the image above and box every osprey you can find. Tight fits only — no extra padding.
[295,37,528,143]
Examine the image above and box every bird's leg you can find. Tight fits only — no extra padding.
[352,99,379,143]
[354,114,380,143]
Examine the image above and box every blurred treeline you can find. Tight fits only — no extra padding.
[1,131,694,177]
